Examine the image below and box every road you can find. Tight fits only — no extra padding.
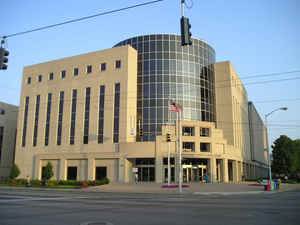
[0,187,299,225]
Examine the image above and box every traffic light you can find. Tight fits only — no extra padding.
[166,133,171,142]
[0,47,9,70]
[180,16,192,46]
[139,128,143,137]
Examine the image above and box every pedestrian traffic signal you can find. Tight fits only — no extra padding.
[166,133,171,142]
[180,16,192,46]
[139,128,143,137]
[0,47,9,70]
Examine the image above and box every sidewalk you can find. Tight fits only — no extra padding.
[87,182,300,195]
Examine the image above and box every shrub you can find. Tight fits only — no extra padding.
[9,164,20,180]
[30,179,42,186]
[58,180,82,186]
[101,177,110,185]
[42,162,54,181]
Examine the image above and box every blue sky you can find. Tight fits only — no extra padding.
[1,0,299,147]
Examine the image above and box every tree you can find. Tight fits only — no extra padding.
[271,135,297,175]
[42,162,54,182]
[9,164,20,179]
[290,139,300,173]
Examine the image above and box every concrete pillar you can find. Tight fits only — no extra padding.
[118,157,125,183]
[232,160,239,183]
[59,158,66,180]
[155,156,163,183]
[87,157,95,180]
[209,157,217,183]
[222,158,229,183]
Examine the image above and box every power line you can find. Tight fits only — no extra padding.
[1,0,164,39]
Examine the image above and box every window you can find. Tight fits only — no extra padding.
[83,88,91,144]
[70,89,77,145]
[113,83,120,143]
[200,127,210,137]
[183,142,195,152]
[95,167,107,180]
[101,63,106,71]
[49,73,54,80]
[87,65,92,74]
[182,127,195,136]
[115,60,121,69]
[74,68,78,76]
[67,167,77,180]
[0,126,3,160]
[38,75,42,82]
[98,85,105,143]
[27,77,31,84]
[57,91,64,145]
[33,95,40,146]
[200,142,210,152]
[22,97,29,147]
[61,70,66,79]
[0,109,5,115]
[45,93,52,146]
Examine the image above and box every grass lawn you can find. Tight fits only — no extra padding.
[0,183,77,189]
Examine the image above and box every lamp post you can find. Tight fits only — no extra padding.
[265,107,288,187]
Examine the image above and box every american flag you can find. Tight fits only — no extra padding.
[169,102,183,112]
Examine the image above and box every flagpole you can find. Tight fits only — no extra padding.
[178,109,182,193]
[168,99,171,186]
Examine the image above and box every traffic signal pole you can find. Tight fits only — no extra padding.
[167,100,171,186]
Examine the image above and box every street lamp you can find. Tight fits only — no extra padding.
[265,107,288,187]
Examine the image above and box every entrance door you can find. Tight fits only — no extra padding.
[67,167,77,180]
[137,167,155,182]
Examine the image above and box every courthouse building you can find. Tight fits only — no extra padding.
[14,34,268,183]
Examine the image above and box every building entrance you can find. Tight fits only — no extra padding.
[182,165,207,182]
[135,158,155,182]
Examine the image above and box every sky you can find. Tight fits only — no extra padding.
[1,0,299,148]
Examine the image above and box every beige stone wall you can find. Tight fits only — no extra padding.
[214,61,251,162]
[0,102,18,178]
[15,45,137,179]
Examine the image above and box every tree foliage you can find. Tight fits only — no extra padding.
[9,164,20,179]
[42,162,54,181]
[272,135,300,174]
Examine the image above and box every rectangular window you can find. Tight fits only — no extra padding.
[33,95,40,146]
[45,93,52,146]
[98,85,105,143]
[182,127,195,136]
[0,109,5,115]
[83,87,91,144]
[200,127,210,137]
[49,73,54,80]
[38,75,42,82]
[200,142,210,152]
[61,70,66,79]
[27,77,31,84]
[70,89,77,145]
[57,91,64,145]
[87,65,92,74]
[115,60,121,69]
[182,142,195,152]
[67,167,77,180]
[95,167,107,180]
[74,68,78,76]
[113,83,120,143]
[101,63,106,71]
[0,127,4,160]
[22,97,29,147]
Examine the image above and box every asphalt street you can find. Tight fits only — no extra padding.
[0,187,299,225]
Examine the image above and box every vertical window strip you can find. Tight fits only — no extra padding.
[70,89,77,144]
[33,95,40,146]
[45,93,52,146]
[83,87,91,144]
[98,85,105,143]
[22,97,29,147]
[0,127,3,160]
[113,83,120,143]
[57,91,64,145]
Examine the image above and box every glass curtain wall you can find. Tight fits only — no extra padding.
[114,34,216,141]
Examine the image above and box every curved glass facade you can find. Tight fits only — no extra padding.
[114,34,216,141]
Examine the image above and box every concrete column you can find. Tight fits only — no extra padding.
[118,158,125,183]
[59,158,66,180]
[209,157,217,183]
[155,156,163,183]
[222,158,229,183]
[87,157,95,180]
[34,157,40,180]
[232,160,239,183]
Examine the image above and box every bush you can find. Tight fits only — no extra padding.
[101,177,110,185]
[30,179,42,186]
[42,162,54,181]
[9,164,20,180]
[58,180,82,186]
